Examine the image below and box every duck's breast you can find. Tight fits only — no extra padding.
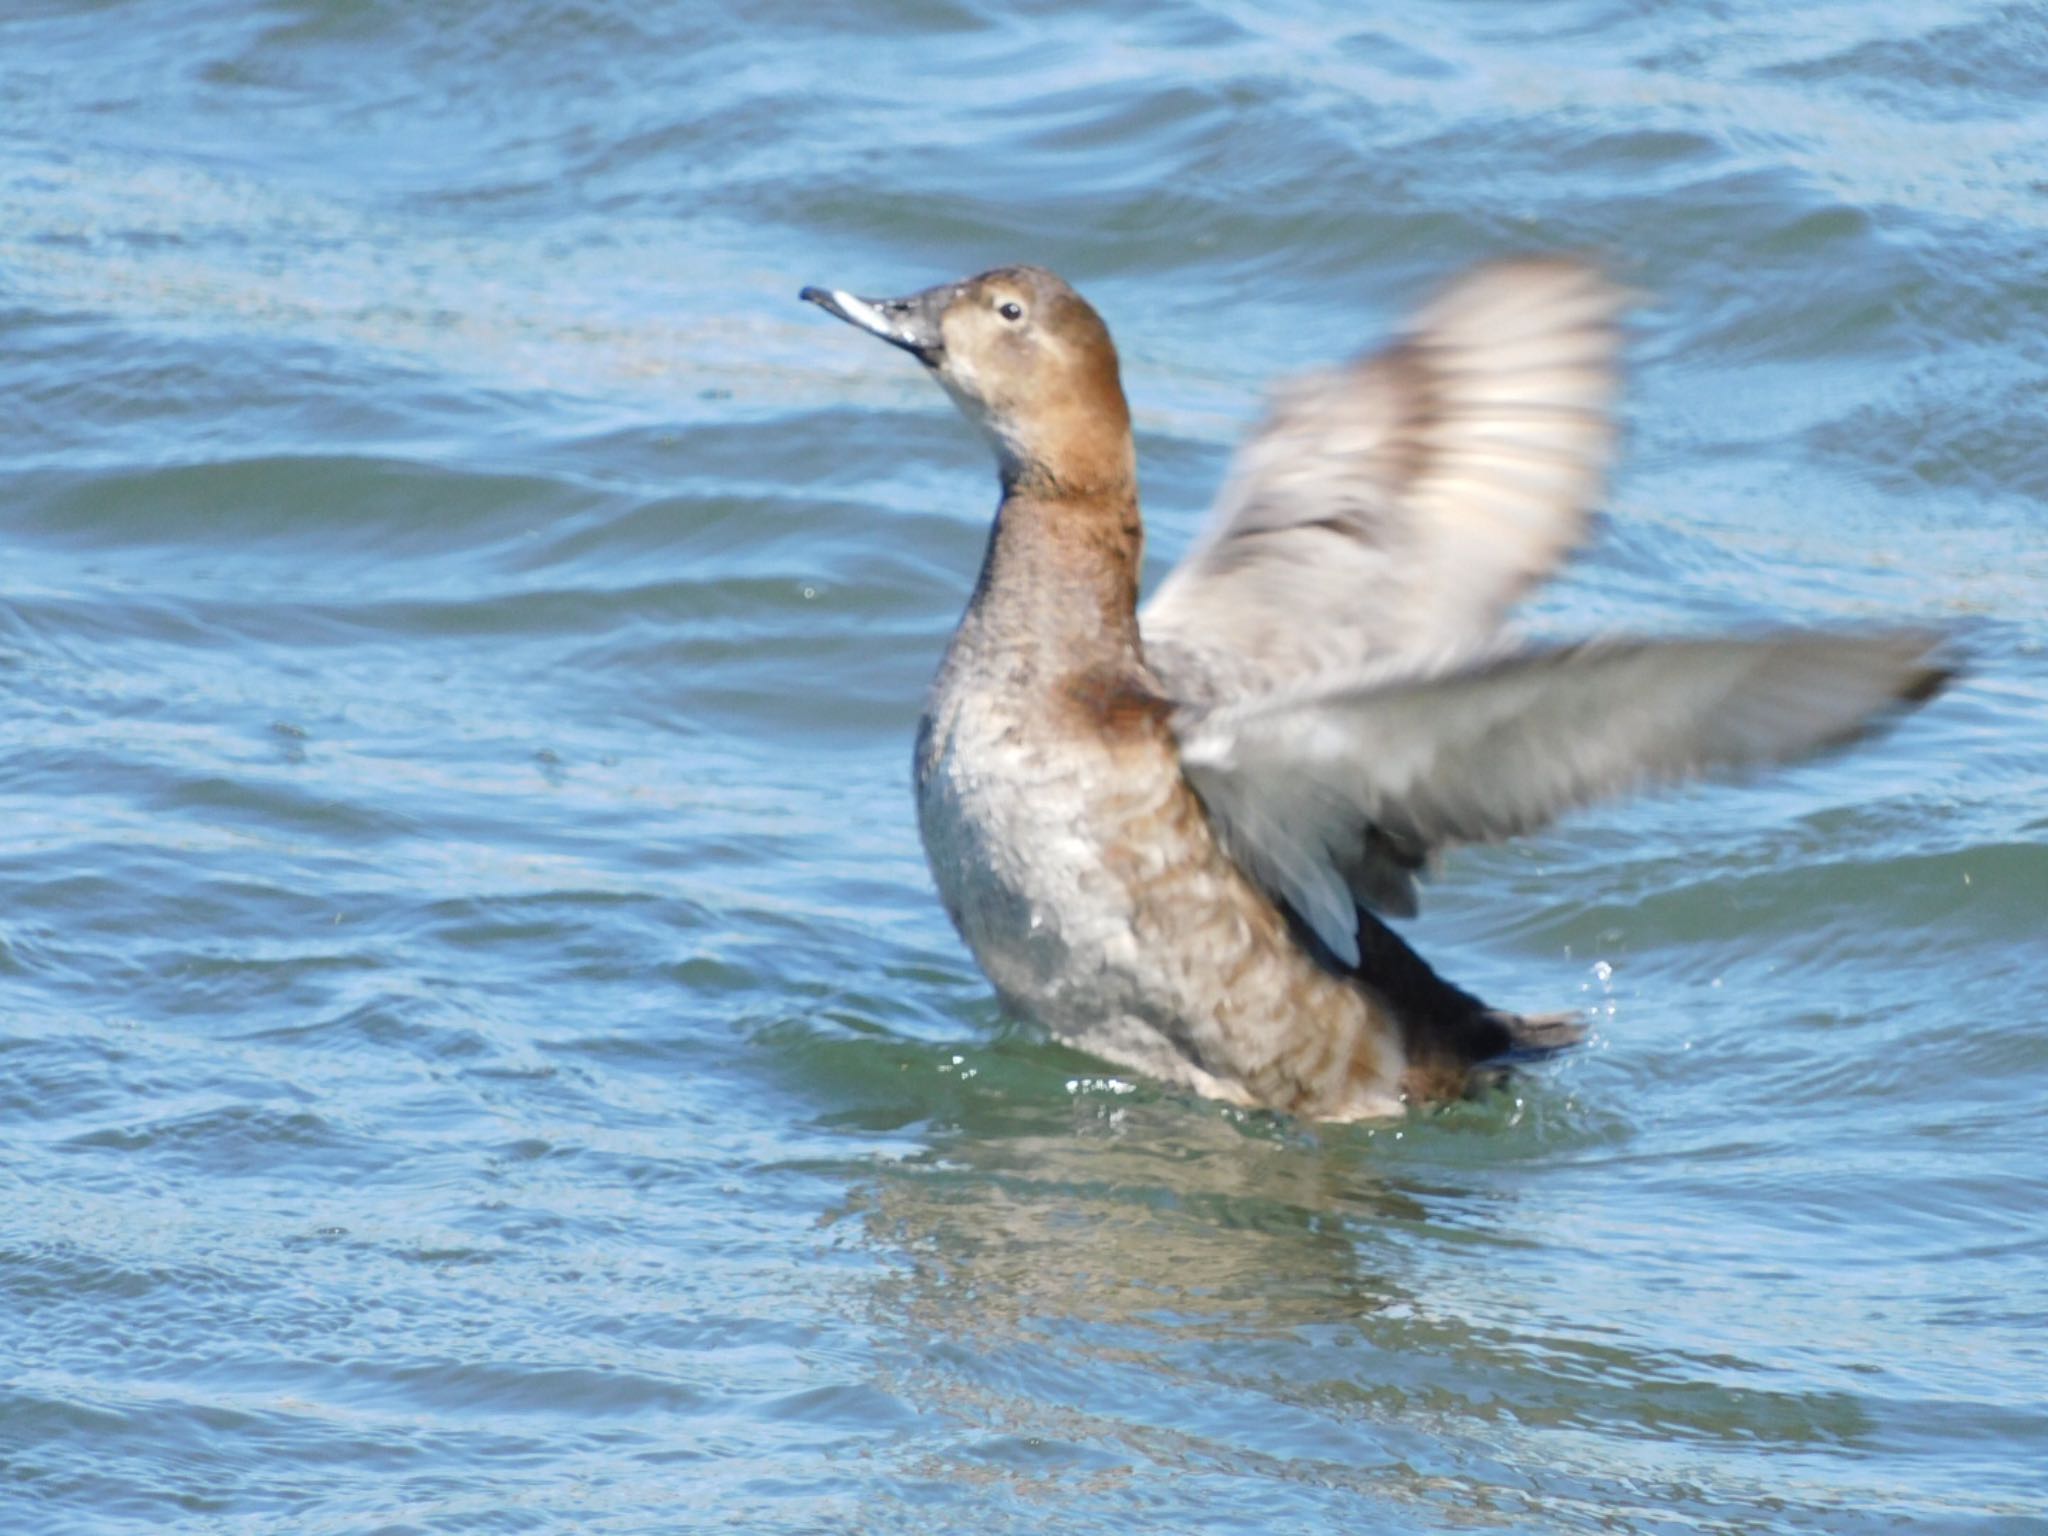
[914,669,1169,1023]
[916,648,1418,1117]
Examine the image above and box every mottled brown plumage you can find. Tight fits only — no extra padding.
[800,261,1950,1119]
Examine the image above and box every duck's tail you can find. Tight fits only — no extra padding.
[1486,1009,1588,1061]
[1327,907,1588,1102]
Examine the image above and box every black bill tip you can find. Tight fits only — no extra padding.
[797,283,944,365]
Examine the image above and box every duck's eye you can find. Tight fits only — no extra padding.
[997,301,1024,322]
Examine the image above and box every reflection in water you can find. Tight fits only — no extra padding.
[813,1063,1889,1528]
[855,1097,1428,1334]
[818,1081,1561,1522]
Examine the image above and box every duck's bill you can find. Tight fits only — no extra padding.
[799,283,947,365]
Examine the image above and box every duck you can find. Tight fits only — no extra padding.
[799,260,1950,1120]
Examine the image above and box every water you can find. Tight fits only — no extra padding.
[2,2,2044,1531]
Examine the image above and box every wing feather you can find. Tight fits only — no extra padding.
[1143,259,1629,708]
[1174,631,1953,963]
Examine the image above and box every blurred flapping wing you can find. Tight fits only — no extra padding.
[1143,259,1628,706]
[1175,631,1953,964]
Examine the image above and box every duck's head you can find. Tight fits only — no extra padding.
[801,265,1133,496]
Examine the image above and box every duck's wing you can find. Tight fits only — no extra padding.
[1142,259,1627,707]
[1173,631,1953,965]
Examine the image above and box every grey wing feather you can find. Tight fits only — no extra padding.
[1143,258,1629,707]
[1174,630,1953,964]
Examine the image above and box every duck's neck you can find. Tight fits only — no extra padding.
[959,477,1145,679]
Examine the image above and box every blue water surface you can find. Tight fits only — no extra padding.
[2,2,2044,1532]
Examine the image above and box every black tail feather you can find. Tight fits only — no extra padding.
[1486,1009,1588,1060]
[1290,904,1586,1072]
